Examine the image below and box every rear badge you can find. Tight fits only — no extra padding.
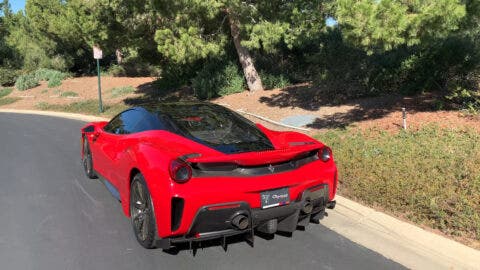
[268,164,275,173]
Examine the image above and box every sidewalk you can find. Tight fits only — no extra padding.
[324,196,480,270]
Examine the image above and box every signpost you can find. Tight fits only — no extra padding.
[93,45,103,113]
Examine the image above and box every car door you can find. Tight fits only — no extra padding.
[94,109,144,188]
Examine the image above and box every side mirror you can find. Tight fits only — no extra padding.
[93,130,101,141]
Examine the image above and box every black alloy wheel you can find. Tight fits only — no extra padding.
[130,173,156,249]
[82,138,97,179]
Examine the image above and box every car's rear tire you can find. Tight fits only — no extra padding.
[82,137,97,179]
[130,173,156,249]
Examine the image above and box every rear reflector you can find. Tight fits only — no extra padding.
[207,203,241,211]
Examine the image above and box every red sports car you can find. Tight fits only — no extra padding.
[81,102,337,249]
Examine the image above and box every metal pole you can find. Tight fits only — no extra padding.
[96,58,103,113]
[402,107,407,130]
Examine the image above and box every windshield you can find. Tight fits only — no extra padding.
[155,103,274,154]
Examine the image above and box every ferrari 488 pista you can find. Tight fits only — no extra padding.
[81,102,337,249]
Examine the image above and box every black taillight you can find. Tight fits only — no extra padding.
[319,146,332,162]
[169,159,192,183]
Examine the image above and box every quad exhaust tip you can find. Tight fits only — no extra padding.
[232,214,249,230]
[327,200,336,209]
[302,199,313,214]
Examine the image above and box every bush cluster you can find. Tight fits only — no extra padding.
[260,72,291,90]
[15,73,39,91]
[0,67,18,86]
[107,61,161,77]
[14,69,68,91]
[34,68,68,88]
[192,61,245,100]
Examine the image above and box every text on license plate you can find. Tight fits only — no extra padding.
[260,188,290,209]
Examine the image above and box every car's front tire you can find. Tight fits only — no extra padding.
[130,173,156,249]
[82,137,97,179]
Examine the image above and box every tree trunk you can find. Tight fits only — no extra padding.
[228,15,263,91]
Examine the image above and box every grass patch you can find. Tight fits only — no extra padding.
[0,97,21,106]
[41,89,48,94]
[320,126,480,242]
[110,86,136,98]
[60,91,78,97]
[0,88,13,98]
[35,100,128,116]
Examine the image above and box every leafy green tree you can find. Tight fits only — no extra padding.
[153,0,331,91]
[0,0,15,67]
[335,0,466,53]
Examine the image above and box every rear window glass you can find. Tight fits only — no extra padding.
[156,103,274,154]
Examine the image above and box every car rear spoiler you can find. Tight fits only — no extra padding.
[184,144,322,166]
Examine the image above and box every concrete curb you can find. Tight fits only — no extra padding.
[0,109,109,122]
[1,109,479,269]
[324,196,480,270]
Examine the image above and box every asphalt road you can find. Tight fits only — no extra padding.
[0,113,406,270]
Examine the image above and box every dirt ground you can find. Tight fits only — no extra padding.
[5,76,155,108]
[2,76,479,133]
[214,86,480,133]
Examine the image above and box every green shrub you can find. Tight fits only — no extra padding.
[0,68,18,86]
[47,72,65,88]
[107,65,126,77]
[110,86,136,98]
[217,64,245,96]
[22,47,73,72]
[34,68,68,88]
[15,73,39,91]
[320,126,480,241]
[0,88,13,98]
[192,61,245,99]
[49,55,72,71]
[260,72,291,90]
[122,58,161,77]
[446,86,480,113]
[34,68,58,81]
[107,61,161,77]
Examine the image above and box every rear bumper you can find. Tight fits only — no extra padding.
[155,184,335,249]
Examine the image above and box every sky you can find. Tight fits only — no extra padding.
[6,0,338,27]
[326,17,338,27]
[10,0,25,12]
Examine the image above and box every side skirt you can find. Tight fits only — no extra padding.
[94,170,121,202]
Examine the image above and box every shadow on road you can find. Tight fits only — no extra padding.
[156,222,406,269]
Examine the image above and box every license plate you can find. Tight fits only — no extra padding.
[260,188,290,209]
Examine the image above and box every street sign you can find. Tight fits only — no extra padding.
[93,45,103,112]
[93,46,103,60]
